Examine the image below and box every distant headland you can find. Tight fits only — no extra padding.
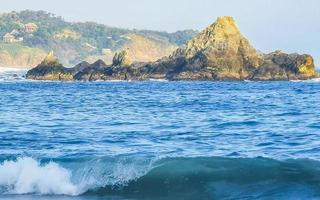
[26,16,318,81]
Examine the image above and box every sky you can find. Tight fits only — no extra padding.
[1,0,319,67]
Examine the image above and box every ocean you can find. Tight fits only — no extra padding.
[0,69,320,199]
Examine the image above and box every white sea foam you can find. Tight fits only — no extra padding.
[307,78,320,82]
[149,79,168,82]
[0,157,79,195]
[290,78,320,83]
[0,67,26,81]
[0,157,156,196]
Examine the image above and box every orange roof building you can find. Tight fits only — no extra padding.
[24,23,38,33]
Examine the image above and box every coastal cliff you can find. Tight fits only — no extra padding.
[26,17,317,81]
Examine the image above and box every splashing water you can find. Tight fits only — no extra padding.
[0,157,78,195]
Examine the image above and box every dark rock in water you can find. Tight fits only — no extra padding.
[26,17,318,81]
[72,61,91,72]
[74,59,110,81]
[26,51,73,81]
[251,51,316,80]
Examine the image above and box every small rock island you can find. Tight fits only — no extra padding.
[26,17,317,81]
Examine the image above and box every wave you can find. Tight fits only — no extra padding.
[0,157,78,195]
[1,156,320,199]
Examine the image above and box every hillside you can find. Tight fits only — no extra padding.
[0,43,47,67]
[0,10,197,68]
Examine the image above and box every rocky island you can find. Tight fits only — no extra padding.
[26,17,317,81]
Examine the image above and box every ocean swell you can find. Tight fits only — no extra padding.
[1,156,320,199]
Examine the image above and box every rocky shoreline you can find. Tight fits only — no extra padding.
[26,17,318,81]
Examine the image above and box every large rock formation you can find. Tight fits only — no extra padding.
[26,17,317,81]
[148,16,316,81]
[26,51,73,81]
[251,51,316,80]
[168,16,263,80]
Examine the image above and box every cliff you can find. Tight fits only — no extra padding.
[27,17,317,81]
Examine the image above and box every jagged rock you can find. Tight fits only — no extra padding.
[26,51,73,81]
[112,50,132,67]
[156,16,263,80]
[40,51,61,66]
[150,17,316,80]
[72,61,90,72]
[252,51,316,80]
[172,16,263,79]
[74,60,109,81]
[26,17,317,81]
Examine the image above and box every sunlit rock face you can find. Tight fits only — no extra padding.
[168,16,263,80]
[156,16,316,80]
[112,50,132,67]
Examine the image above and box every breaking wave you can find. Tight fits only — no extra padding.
[1,156,320,199]
[0,157,78,195]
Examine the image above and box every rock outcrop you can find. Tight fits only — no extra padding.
[73,59,109,81]
[26,51,74,81]
[168,16,263,80]
[251,51,316,80]
[26,17,317,81]
[112,50,132,67]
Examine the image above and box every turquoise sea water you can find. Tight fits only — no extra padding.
[0,69,320,199]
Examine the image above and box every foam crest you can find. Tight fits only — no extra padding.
[0,157,79,195]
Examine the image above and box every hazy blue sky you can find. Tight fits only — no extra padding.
[1,0,319,66]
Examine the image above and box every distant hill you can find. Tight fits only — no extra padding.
[0,10,197,68]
